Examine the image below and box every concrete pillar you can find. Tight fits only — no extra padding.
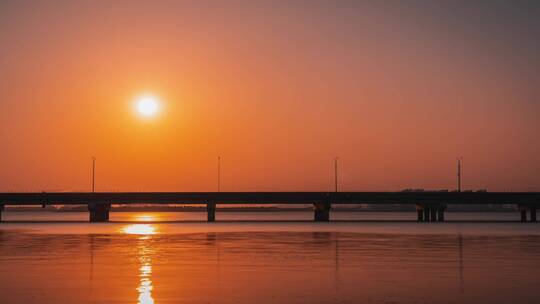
[313,201,331,222]
[207,202,216,222]
[423,207,430,222]
[415,204,424,222]
[436,204,446,222]
[430,208,437,222]
[531,206,537,222]
[88,203,111,222]
[521,210,527,222]
[519,205,527,222]
[437,208,445,222]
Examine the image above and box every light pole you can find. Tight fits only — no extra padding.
[92,157,96,193]
[334,157,339,192]
[457,157,462,192]
[217,156,221,192]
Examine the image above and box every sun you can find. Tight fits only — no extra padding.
[135,95,160,117]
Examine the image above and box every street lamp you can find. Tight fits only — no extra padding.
[92,157,96,193]
[217,156,221,192]
[334,157,339,192]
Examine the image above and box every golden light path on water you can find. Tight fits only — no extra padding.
[122,224,157,235]
[120,218,159,304]
[132,213,160,222]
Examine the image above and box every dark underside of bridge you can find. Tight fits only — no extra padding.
[0,192,539,222]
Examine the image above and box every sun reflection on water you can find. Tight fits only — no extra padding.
[121,224,157,236]
[133,214,159,222]
[137,258,154,304]
[120,224,157,304]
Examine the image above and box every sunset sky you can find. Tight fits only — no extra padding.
[0,0,539,192]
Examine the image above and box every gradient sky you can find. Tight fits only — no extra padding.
[0,0,539,192]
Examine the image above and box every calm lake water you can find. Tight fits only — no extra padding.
[1,211,539,304]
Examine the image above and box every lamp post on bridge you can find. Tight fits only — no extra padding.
[457,157,462,192]
[217,156,221,192]
[92,156,96,193]
[334,157,339,192]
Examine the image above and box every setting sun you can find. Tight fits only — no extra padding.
[135,95,160,117]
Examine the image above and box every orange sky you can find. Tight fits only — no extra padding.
[0,1,539,192]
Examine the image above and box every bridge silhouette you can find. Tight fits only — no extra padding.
[0,191,539,222]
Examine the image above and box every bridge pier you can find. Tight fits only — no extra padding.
[313,201,331,222]
[437,207,445,222]
[415,204,425,222]
[423,207,430,222]
[430,208,437,222]
[436,204,446,222]
[517,204,538,223]
[207,202,216,222]
[416,204,445,222]
[88,203,111,222]
[519,205,527,222]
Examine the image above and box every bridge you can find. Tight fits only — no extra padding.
[0,191,539,222]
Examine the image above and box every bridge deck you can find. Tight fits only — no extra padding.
[0,192,539,205]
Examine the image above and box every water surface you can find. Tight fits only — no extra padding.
[1,212,539,304]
